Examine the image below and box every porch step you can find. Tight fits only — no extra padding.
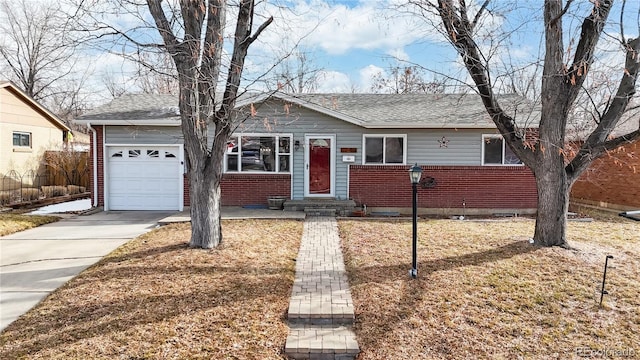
[285,324,359,360]
[304,207,336,216]
[284,199,356,216]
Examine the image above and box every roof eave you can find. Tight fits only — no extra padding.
[74,118,182,126]
[364,124,500,129]
[1,81,71,132]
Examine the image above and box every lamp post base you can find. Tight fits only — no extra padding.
[409,268,417,278]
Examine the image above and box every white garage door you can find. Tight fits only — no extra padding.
[107,146,182,210]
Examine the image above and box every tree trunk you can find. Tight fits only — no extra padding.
[532,157,571,247]
[188,159,223,249]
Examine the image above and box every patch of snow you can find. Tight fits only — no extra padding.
[29,199,92,215]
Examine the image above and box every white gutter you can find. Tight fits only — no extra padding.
[87,122,98,207]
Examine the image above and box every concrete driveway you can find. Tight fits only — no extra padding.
[0,210,176,332]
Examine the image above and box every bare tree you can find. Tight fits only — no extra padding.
[75,0,272,248]
[270,51,321,93]
[411,0,640,247]
[132,51,179,95]
[370,64,446,93]
[0,0,75,99]
[0,0,92,125]
[101,70,128,99]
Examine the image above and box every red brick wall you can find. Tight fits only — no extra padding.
[571,141,640,208]
[349,165,537,209]
[183,174,190,207]
[220,174,291,206]
[89,125,105,207]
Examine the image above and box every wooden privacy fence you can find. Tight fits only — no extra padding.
[44,150,90,189]
[0,150,90,206]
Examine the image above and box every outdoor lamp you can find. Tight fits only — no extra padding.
[409,163,422,184]
[409,163,422,279]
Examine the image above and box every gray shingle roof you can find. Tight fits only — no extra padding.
[292,93,539,128]
[77,92,540,129]
[79,94,179,121]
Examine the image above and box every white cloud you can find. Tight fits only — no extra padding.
[257,0,433,56]
[358,64,384,91]
[386,48,410,62]
[315,70,353,92]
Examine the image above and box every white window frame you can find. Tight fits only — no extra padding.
[362,134,407,165]
[224,133,293,174]
[481,134,523,166]
[12,131,32,148]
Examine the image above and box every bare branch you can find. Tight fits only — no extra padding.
[549,0,574,25]
[471,0,490,29]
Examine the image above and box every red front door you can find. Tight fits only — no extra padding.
[305,136,334,197]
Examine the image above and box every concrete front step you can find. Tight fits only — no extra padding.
[285,324,359,360]
[304,207,337,217]
[284,199,356,216]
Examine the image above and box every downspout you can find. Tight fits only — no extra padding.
[87,122,98,207]
[619,210,640,221]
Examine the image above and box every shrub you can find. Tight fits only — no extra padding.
[0,190,17,204]
[20,188,40,201]
[41,185,68,198]
[67,185,87,195]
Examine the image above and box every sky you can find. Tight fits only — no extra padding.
[2,0,640,107]
[75,0,486,99]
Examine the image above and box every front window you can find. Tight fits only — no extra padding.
[225,134,292,173]
[363,135,406,164]
[482,135,523,165]
[12,132,31,147]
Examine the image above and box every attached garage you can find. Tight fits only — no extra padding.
[106,145,183,210]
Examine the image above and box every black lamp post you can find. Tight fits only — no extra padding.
[408,163,422,279]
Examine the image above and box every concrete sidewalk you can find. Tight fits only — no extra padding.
[158,206,306,224]
[0,210,175,332]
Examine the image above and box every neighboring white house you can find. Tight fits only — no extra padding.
[0,81,70,189]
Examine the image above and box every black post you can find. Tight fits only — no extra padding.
[411,182,418,278]
[600,255,613,306]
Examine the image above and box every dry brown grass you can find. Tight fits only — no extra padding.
[339,216,639,360]
[0,219,303,360]
[0,213,59,236]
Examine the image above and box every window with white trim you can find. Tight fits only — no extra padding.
[482,135,522,165]
[12,132,31,147]
[224,134,292,173]
[363,135,406,164]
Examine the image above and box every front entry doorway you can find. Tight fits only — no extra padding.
[304,134,335,197]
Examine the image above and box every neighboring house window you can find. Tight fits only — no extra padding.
[363,135,406,164]
[482,135,523,165]
[12,132,31,148]
[224,134,292,173]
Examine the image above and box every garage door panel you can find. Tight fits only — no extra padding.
[107,146,182,211]
[110,195,180,210]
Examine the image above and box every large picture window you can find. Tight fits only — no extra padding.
[12,132,31,147]
[363,135,406,164]
[225,134,292,173]
[482,135,522,165]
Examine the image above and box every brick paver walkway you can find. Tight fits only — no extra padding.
[285,216,359,360]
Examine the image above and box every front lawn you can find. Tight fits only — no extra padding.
[339,216,639,359]
[1,214,637,359]
[0,220,303,359]
[0,213,59,236]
